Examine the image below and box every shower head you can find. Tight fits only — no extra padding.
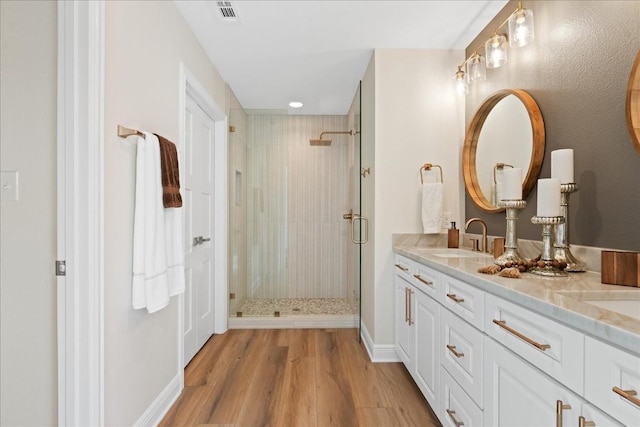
[310,138,332,146]
[310,129,354,146]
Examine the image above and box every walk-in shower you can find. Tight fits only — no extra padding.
[227,111,361,327]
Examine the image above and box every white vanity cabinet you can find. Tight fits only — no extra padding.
[394,255,440,410]
[393,250,640,427]
[413,287,440,407]
[483,335,583,427]
[395,271,415,371]
[485,293,584,394]
[584,336,640,427]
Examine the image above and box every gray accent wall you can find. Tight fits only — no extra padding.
[465,1,640,251]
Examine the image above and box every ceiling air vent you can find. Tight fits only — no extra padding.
[217,1,238,21]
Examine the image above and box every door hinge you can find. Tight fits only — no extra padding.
[56,260,66,276]
[229,125,236,133]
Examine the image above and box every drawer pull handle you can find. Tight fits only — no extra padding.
[492,319,551,351]
[446,409,464,426]
[556,400,572,427]
[446,344,464,358]
[395,263,409,272]
[413,274,433,286]
[446,293,465,303]
[578,416,595,427]
[612,386,640,407]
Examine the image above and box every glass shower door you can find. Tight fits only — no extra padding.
[347,81,364,337]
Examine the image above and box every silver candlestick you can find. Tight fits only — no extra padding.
[555,183,586,272]
[495,199,527,267]
[530,216,567,277]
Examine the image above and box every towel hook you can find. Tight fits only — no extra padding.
[420,163,443,184]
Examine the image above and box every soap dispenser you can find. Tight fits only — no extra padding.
[448,222,459,249]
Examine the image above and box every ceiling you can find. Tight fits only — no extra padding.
[174,0,509,115]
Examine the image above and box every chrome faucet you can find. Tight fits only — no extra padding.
[465,218,488,253]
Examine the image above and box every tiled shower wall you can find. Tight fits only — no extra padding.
[247,114,350,299]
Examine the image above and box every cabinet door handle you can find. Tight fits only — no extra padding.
[446,293,464,303]
[395,263,409,272]
[404,287,409,323]
[556,400,572,427]
[413,274,433,286]
[578,416,596,427]
[407,289,414,326]
[446,409,464,426]
[492,319,551,351]
[446,344,464,358]
[612,386,640,407]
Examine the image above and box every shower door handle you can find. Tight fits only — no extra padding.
[351,214,369,245]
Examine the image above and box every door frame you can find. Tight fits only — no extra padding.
[177,64,228,373]
[57,1,105,425]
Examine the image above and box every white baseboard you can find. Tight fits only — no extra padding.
[228,314,357,329]
[360,322,401,363]
[134,373,181,427]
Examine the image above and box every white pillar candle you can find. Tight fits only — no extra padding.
[537,178,561,217]
[551,149,574,184]
[502,167,522,200]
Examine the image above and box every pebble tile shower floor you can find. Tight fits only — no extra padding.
[236,298,357,316]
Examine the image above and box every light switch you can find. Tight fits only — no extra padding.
[0,171,19,201]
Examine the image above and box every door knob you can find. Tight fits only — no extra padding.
[193,236,211,246]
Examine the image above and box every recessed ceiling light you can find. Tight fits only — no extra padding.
[289,101,303,108]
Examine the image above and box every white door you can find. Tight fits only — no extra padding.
[183,94,215,365]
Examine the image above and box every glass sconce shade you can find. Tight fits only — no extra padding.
[455,68,468,96]
[467,54,486,81]
[485,34,508,69]
[509,8,534,47]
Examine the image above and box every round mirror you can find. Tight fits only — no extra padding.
[463,89,545,213]
[626,51,640,155]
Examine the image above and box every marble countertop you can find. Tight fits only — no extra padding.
[394,243,640,356]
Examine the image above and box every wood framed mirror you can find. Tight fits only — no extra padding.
[626,50,640,155]
[463,89,545,213]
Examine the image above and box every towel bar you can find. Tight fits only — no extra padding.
[117,125,145,138]
[420,163,443,184]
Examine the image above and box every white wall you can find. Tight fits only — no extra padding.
[0,1,58,424]
[362,49,465,347]
[104,1,226,424]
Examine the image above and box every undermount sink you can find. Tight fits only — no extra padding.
[555,290,640,320]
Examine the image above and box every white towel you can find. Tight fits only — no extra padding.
[132,132,185,313]
[422,182,444,234]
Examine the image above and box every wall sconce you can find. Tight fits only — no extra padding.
[455,66,469,96]
[454,1,534,94]
[467,53,486,81]
[509,6,534,47]
[485,34,508,69]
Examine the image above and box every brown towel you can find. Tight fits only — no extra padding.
[155,134,183,208]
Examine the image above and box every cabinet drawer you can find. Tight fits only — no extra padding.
[413,262,439,300]
[441,274,485,331]
[441,307,484,408]
[485,294,584,394]
[440,368,483,427]
[585,336,640,427]
[394,255,413,282]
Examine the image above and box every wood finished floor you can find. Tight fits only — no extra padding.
[159,328,441,427]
